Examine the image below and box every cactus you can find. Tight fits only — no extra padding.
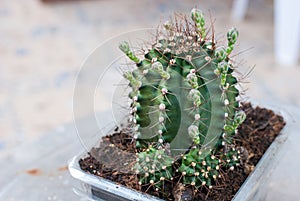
[119,8,246,191]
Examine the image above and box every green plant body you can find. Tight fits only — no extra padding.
[119,8,246,190]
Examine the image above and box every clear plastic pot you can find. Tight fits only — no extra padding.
[69,105,291,201]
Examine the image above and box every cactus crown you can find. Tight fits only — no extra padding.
[119,9,245,191]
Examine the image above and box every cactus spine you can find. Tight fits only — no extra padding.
[119,8,246,190]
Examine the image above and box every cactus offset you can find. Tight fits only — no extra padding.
[119,9,246,190]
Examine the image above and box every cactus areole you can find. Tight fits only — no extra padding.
[119,9,246,189]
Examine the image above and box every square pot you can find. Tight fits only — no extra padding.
[68,105,290,201]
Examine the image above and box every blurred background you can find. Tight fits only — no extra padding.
[0,0,299,200]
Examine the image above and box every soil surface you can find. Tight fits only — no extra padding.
[79,103,286,201]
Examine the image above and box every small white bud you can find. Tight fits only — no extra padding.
[145,157,150,162]
[162,166,167,170]
[160,177,165,181]
[195,114,201,120]
[161,88,168,95]
[207,45,212,50]
[163,48,171,53]
[214,68,220,76]
[216,165,220,170]
[169,59,176,65]
[224,99,229,106]
[230,166,234,171]
[202,181,206,186]
[158,130,163,135]
[150,180,154,184]
[205,56,211,61]
[188,125,199,138]
[182,171,186,176]
[151,58,157,63]
[169,42,176,47]
[225,112,228,118]
[159,103,166,111]
[159,116,164,123]
[224,83,230,90]
[133,107,137,112]
[191,162,196,167]
[142,69,148,75]
[158,138,163,144]
[190,69,196,74]
[191,181,195,186]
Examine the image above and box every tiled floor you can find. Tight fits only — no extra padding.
[0,0,299,200]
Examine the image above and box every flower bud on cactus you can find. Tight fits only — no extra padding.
[119,8,246,189]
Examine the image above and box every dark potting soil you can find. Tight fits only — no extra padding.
[79,103,286,201]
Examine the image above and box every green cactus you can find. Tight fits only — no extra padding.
[134,147,173,188]
[119,8,246,190]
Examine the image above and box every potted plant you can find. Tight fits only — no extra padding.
[69,8,286,200]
